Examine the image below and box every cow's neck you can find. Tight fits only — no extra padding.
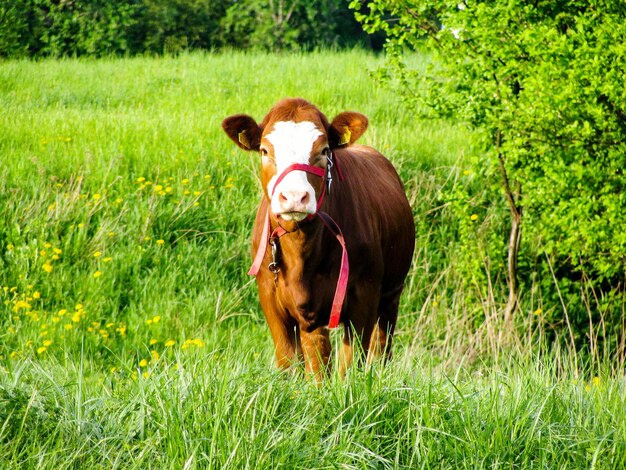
[271,215,324,273]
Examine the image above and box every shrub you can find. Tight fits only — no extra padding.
[351,0,626,354]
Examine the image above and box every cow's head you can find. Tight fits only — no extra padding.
[222,98,368,222]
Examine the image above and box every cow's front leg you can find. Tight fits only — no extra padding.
[299,327,331,381]
[267,320,298,370]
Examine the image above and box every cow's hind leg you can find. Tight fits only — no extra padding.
[339,319,375,377]
[367,286,402,365]
[339,283,381,376]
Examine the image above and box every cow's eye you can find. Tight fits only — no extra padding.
[260,148,268,156]
[321,147,330,157]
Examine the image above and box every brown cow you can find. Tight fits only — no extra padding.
[222,98,414,380]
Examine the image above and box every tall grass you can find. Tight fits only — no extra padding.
[1,51,624,468]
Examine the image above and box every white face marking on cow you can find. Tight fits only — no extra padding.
[265,121,323,220]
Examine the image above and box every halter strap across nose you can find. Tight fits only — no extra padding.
[271,163,325,197]
[271,162,328,221]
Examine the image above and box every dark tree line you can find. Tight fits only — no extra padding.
[0,0,381,57]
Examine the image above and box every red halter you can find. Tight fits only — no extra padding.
[248,154,348,329]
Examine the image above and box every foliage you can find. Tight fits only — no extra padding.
[351,0,626,349]
[220,0,375,51]
[0,0,139,57]
[0,1,30,57]
[0,0,371,57]
[128,0,226,54]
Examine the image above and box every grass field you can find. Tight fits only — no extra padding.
[1,51,625,468]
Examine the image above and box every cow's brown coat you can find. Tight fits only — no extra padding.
[223,98,415,379]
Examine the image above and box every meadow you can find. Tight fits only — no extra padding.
[1,51,625,468]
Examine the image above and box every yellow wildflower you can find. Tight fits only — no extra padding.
[32,291,41,299]
[156,239,165,246]
[93,251,102,258]
[139,359,148,368]
[182,338,204,350]
[93,271,102,278]
[13,300,31,312]
[149,338,158,345]
[42,263,53,273]
[470,214,479,221]
[164,340,176,347]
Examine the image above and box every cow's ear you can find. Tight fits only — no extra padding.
[222,114,262,151]
[328,112,368,148]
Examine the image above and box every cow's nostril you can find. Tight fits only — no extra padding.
[279,192,288,202]
[300,193,310,204]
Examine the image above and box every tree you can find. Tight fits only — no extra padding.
[351,0,626,347]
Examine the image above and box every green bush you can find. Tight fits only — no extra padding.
[0,1,28,57]
[128,0,226,54]
[351,0,626,353]
[0,0,372,57]
[0,0,137,57]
